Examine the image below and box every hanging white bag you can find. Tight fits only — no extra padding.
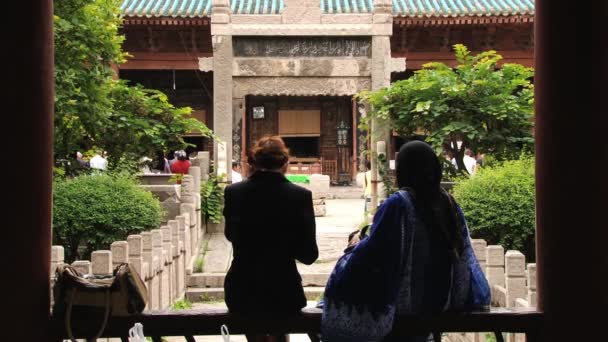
[221,324,231,342]
[128,322,146,342]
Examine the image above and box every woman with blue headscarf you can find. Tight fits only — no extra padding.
[321,141,490,342]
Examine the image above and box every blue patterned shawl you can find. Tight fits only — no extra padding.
[321,190,490,342]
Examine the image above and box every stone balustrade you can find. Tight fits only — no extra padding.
[50,152,210,311]
[447,242,537,342]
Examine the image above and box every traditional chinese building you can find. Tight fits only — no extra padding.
[118,0,534,183]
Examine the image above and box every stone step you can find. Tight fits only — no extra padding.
[187,272,331,288]
[186,287,325,303]
[187,273,225,287]
[186,287,225,302]
[301,273,331,286]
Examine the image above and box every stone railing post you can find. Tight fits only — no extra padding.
[486,245,505,306]
[151,229,165,309]
[505,250,526,307]
[199,151,210,182]
[471,239,487,273]
[181,203,197,258]
[181,175,197,205]
[157,227,171,308]
[527,263,537,307]
[141,231,156,310]
[51,246,64,276]
[169,220,184,298]
[486,245,505,286]
[111,241,129,269]
[188,166,201,198]
[177,215,192,274]
[91,250,113,276]
[195,191,204,238]
[127,235,146,282]
[71,260,91,275]
[467,239,488,342]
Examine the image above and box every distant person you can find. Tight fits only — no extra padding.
[463,148,477,174]
[363,161,372,212]
[75,151,89,168]
[223,135,318,342]
[139,156,153,174]
[170,150,190,175]
[475,152,485,172]
[321,141,490,342]
[89,151,108,170]
[152,151,171,174]
[231,161,242,183]
[168,151,178,166]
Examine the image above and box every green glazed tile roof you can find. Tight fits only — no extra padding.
[320,0,375,14]
[121,0,284,17]
[321,0,535,16]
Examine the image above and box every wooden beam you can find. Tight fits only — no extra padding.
[119,52,212,70]
[391,50,534,68]
[51,308,543,339]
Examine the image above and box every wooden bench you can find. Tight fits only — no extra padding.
[52,307,542,342]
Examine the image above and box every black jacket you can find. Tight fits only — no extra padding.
[223,171,319,315]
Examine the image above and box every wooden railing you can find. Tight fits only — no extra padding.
[51,307,542,342]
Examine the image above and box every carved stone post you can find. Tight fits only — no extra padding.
[91,250,113,276]
[527,263,537,307]
[471,239,488,273]
[161,225,174,306]
[51,246,64,275]
[212,0,233,180]
[151,229,165,309]
[71,260,91,275]
[127,235,144,278]
[111,241,129,268]
[505,250,526,307]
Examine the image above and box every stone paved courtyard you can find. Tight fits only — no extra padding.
[200,198,366,275]
[297,198,365,274]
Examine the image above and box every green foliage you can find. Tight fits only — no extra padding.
[172,299,193,310]
[54,0,124,161]
[201,174,225,224]
[54,0,214,172]
[53,173,162,262]
[377,152,397,195]
[453,155,535,260]
[359,45,534,174]
[194,256,204,273]
[103,83,214,165]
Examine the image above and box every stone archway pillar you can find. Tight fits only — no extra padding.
[370,0,393,209]
[211,0,233,181]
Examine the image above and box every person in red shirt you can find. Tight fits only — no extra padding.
[170,150,191,175]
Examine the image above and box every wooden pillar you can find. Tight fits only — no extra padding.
[535,1,607,341]
[6,1,54,340]
[352,97,358,179]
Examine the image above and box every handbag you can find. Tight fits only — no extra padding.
[53,263,148,342]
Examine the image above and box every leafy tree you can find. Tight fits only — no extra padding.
[359,45,534,173]
[101,82,213,165]
[54,0,213,172]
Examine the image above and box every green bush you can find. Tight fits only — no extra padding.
[453,156,535,260]
[53,173,162,262]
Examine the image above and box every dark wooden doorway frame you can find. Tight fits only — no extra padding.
[11,1,608,341]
